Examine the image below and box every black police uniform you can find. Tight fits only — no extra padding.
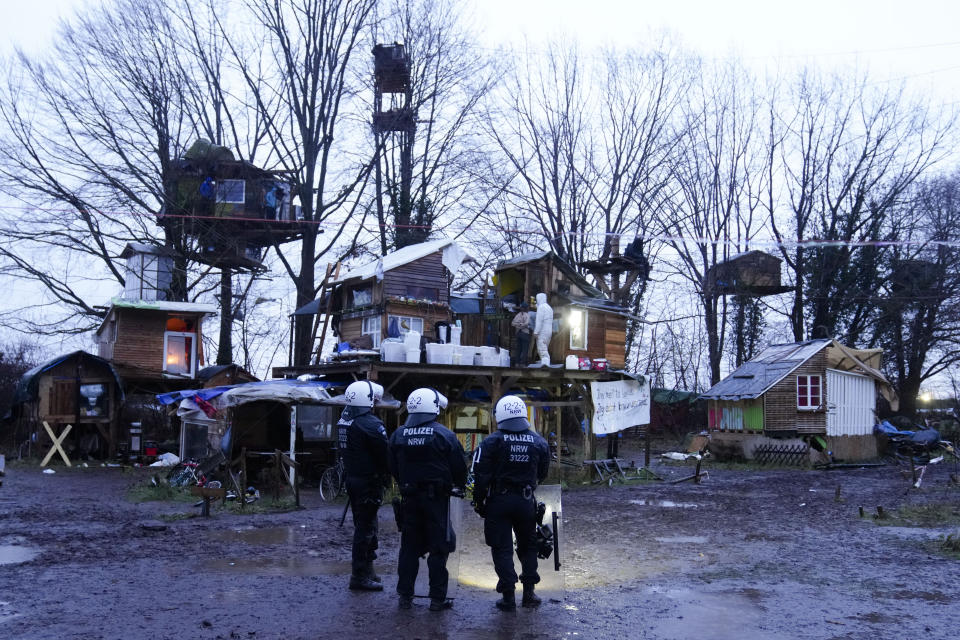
[473,423,550,599]
[388,414,467,605]
[337,405,390,587]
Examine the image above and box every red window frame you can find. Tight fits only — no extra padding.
[796,374,822,410]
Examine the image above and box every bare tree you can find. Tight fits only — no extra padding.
[769,70,953,343]
[0,0,266,347]
[658,59,767,385]
[227,0,377,366]
[369,0,496,252]
[873,173,960,416]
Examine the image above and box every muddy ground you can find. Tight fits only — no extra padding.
[1,449,958,640]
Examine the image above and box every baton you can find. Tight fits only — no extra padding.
[339,496,351,527]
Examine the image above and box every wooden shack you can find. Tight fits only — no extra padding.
[94,298,218,384]
[10,351,124,459]
[703,250,793,297]
[494,251,631,368]
[197,364,260,389]
[700,339,898,461]
[330,239,473,348]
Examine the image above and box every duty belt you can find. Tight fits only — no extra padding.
[496,483,534,499]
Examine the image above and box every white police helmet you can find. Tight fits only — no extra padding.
[495,395,530,432]
[406,387,448,417]
[345,380,383,408]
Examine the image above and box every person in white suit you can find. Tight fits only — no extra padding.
[533,292,553,366]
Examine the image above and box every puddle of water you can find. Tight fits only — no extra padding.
[203,557,354,577]
[877,526,947,541]
[648,587,773,640]
[0,545,40,566]
[209,525,310,545]
[654,536,708,544]
[629,499,698,508]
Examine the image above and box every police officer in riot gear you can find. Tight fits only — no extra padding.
[338,380,390,591]
[472,395,551,611]
[389,388,467,611]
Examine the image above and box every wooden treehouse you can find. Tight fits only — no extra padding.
[704,250,793,297]
[94,244,217,388]
[164,139,304,271]
[491,251,633,369]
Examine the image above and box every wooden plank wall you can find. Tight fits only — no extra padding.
[382,252,450,304]
[764,348,828,434]
[112,309,168,373]
[549,309,627,368]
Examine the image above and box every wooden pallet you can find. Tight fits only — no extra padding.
[754,443,809,466]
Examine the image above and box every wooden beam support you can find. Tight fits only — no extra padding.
[41,422,72,467]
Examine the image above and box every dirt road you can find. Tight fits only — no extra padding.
[1,456,958,640]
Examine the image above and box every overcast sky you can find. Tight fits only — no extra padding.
[5,0,959,104]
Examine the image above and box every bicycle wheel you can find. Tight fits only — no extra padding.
[319,466,339,502]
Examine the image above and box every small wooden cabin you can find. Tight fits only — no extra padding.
[700,339,898,461]
[494,251,630,368]
[94,298,218,382]
[11,351,124,459]
[704,250,793,297]
[330,239,473,348]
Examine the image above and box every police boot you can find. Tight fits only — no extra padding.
[364,562,382,584]
[495,590,517,611]
[429,598,453,612]
[521,584,541,608]
[349,572,383,591]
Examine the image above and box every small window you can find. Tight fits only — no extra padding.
[569,308,588,350]
[797,374,822,410]
[351,286,373,307]
[216,179,245,204]
[405,285,438,301]
[388,315,424,338]
[362,315,382,349]
[164,332,197,377]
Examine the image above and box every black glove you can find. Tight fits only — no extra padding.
[472,499,486,518]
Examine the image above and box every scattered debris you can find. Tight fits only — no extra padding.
[42,469,56,475]
[149,453,180,467]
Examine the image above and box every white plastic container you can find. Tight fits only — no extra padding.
[382,342,406,363]
[451,346,464,365]
[499,348,510,367]
[403,330,421,349]
[449,326,462,346]
[406,348,421,364]
[565,354,579,370]
[426,343,453,365]
[474,346,500,367]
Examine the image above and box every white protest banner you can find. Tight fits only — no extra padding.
[590,379,651,435]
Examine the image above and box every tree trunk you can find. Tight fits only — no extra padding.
[216,268,233,365]
[293,225,317,366]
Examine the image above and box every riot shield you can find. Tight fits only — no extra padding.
[456,484,565,600]
[413,495,464,599]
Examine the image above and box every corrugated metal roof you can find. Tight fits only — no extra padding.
[699,339,831,401]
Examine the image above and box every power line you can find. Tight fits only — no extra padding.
[3,204,960,250]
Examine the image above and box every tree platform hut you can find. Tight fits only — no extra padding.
[285,240,651,463]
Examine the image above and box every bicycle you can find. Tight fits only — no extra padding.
[319,456,345,502]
